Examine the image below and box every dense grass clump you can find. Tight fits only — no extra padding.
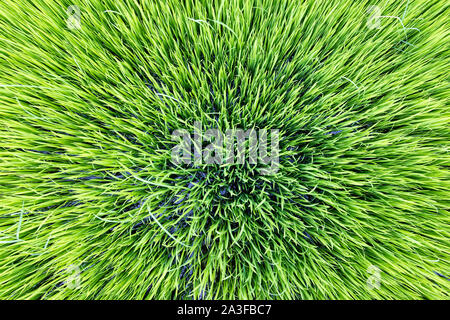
[0,0,449,299]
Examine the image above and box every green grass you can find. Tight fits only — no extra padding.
[0,0,449,299]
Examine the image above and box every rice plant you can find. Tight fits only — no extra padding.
[0,0,448,299]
